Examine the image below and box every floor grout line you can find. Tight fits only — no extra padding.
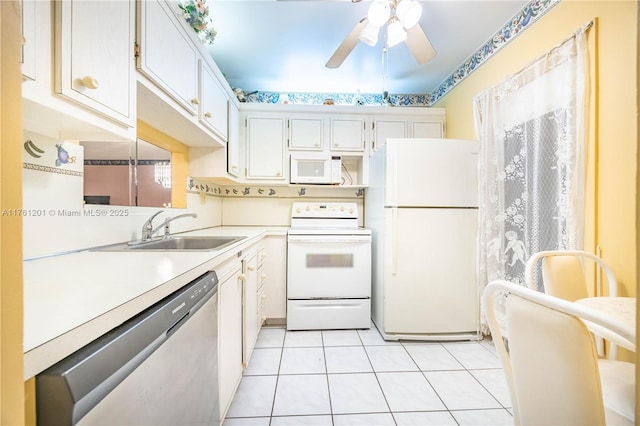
[227,326,512,425]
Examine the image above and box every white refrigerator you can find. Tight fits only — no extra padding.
[365,138,479,341]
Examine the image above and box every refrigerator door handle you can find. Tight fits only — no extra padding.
[387,144,398,206]
[391,208,398,275]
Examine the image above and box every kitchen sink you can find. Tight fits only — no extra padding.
[95,236,247,252]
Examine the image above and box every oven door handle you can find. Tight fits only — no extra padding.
[287,236,371,243]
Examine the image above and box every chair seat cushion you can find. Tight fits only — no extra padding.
[598,359,635,423]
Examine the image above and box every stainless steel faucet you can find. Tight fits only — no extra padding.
[157,213,198,239]
[141,210,163,242]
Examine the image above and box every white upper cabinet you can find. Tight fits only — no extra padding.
[227,101,240,177]
[54,0,135,127]
[331,117,366,152]
[411,120,444,138]
[288,116,324,151]
[137,0,199,116]
[199,60,229,140]
[246,116,286,181]
[371,119,406,153]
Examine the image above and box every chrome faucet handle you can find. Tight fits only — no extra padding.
[162,213,198,238]
[141,210,164,241]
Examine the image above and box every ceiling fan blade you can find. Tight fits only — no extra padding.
[325,17,368,69]
[405,24,436,64]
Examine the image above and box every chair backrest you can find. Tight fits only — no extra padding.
[525,250,618,300]
[507,293,605,425]
[483,280,631,425]
[541,255,588,301]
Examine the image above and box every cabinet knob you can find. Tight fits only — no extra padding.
[261,294,267,300]
[191,98,200,105]
[80,76,100,90]
[247,265,255,271]
[276,171,282,177]
[261,274,267,280]
[238,273,246,282]
[204,112,212,118]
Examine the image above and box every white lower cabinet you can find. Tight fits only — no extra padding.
[218,242,267,421]
[242,248,260,367]
[218,262,243,422]
[263,234,287,320]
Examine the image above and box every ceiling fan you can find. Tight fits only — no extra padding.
[326,0,436,69]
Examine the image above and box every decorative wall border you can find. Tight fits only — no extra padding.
[237,0,559,107]
[244,92,430,107]
[429,0,560,104]
[188,177,364,199]
[23,162,83,177]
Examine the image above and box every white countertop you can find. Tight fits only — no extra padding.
[23,226,287,379]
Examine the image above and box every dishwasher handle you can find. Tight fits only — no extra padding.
[36,271,218,426]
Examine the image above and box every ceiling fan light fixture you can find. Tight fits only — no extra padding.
[396,0,422,29]
[367,0,391,27]
[359,22,380,47]
[386,16,407,47]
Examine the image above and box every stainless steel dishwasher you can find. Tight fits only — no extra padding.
[36,271,220,426]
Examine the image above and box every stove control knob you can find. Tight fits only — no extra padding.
[340,206,345,211]
[296,207,301,213]
[349,208,354,214]
[305,205,310,211]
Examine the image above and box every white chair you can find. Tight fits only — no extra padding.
[525,249,619,359]
[483,280,634,425]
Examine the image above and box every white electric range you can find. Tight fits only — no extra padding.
[286,202,372,330]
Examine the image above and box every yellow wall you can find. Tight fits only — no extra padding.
[137,120,189,209]
[1,1,26,424]
[435,1,638,299]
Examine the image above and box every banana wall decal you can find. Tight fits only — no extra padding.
[24,139,45,158]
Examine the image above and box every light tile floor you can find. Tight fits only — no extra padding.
[224,324,512,426]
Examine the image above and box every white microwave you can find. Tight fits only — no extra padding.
[290,154,342,184]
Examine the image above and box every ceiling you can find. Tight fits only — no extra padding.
[205,0,528,96]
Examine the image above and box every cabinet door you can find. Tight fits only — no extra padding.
[22,0,36,80]
[372,119,406,153]
[263,235,287,320]
[246,117,285,180]
[411,120,443,138]
[289,117,323,150]
[55,0,135,126]
[219,264,243,421]
[331,117,366,151]
[227,102,240,177]
[137,0,199,116]
[200,60,229,140]
[242,251,259,366]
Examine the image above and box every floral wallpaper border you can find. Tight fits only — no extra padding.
[239,0,559,107]
[429,0,560,104]
[244,92,431,107]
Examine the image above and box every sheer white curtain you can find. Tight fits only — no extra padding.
[474,23,590,332]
